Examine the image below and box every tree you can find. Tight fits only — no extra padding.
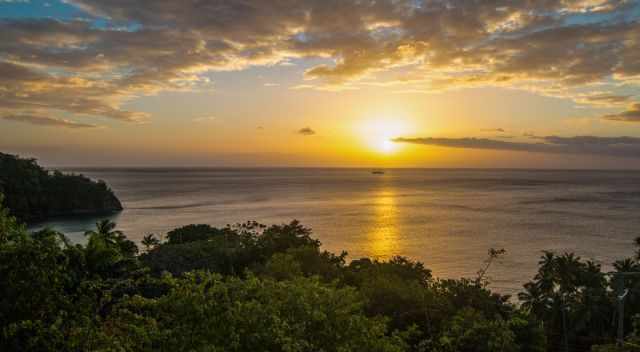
[141,234,160,252]
[165,224,224,244]
[0,225,85,350]
[0,153,122,223]
[519,252,613,350]
[84,219,123,243]
[0,194,26,244]
[434,307,519,352]
[83,219,138,276]
[120,272,410,352]
[476,248,506,285]
[85,219,137,257]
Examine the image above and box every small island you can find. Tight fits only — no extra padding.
[0,152,122,223]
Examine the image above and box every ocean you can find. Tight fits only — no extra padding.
[30,168,640,296]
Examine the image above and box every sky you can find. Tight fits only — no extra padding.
[1,0,640,168]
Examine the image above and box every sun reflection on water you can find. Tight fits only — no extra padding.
[368,189,399,260]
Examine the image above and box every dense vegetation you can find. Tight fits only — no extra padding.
[0,153,122,223]
[1,195,640,351]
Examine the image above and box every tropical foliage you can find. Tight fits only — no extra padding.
[0,153,122,223]
[1,194,639,351]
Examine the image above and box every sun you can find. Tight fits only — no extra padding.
[358,118,409,155]
[380,139,396,154]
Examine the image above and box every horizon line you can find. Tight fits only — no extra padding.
[52,165,640,172]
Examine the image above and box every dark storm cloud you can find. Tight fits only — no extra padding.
[1,114,98,128]
[393,135,640,158]
[297,127,316,136]
[1,0,640,123]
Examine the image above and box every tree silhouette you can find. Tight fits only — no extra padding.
[84,219,123,245]
[142,233,160,251]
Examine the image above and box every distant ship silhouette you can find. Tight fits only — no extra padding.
[371,170,385,175]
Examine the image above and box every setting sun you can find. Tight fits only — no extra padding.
[380,139,396,154]
[357,118,410,155]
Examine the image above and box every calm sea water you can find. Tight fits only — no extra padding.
[31,168,640,295]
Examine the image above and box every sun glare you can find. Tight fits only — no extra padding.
[380,139,397,154]
[358,118,409,155]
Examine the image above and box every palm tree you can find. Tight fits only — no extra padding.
[84,219,124,245]
[85,219,137,257]
[83,220,124,274]
[614,258,640,273]
[141,234,160,251]
[83,219,138,276]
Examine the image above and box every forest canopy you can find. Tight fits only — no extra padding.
[1,194,640,351]
[0,153,122,223]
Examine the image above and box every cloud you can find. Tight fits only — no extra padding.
[481,128,506,133]
[297,127,316,136]
[263,83,280,87]
[192,116,216,123]
[1,114,98,128]
[602,103,640,122]
[575,93,632,107]
[0,60,147,122]
[393,135,640,159]
[1,0,640,123]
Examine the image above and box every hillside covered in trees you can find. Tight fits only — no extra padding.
[1,195,640,351]
[0,153,122,223]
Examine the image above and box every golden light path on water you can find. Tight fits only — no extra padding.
[367,188,400,259]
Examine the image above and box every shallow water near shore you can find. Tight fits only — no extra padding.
[31,168,640,296]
